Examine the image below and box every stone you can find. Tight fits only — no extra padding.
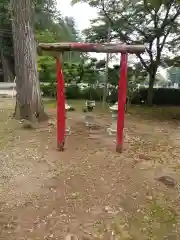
[48,120,55,126]
[157,176,176,188]
[104,206,118,215]
[107,122,117,136]
[65,234,79,240]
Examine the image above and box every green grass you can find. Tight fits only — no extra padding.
[43,98,180,122]
[43,98,110,113]
[128,105,180,121]
[91,200,178,239]
[127,200,178,240]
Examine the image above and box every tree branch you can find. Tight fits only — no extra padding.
[158,8,180,54]
[160,0,175,31]
[136,53,149,72]
[160,4,180,35]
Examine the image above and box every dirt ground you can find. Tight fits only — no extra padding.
[0,98,180,240]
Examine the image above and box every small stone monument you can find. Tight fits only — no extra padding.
[84,100,96,127]
[83,100,96,112]
[107,102,118,136]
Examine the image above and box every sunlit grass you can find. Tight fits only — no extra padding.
[43,98,110,113]
[128,105,180,121]
[43,98,180,122]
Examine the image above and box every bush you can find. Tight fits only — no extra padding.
[41,84,56,98]
[132,88,180,105]
[65,85,81,99]
[41,84,180,105]
[107,87,180,105]
[81,87,103,101]
[41,84,105,101]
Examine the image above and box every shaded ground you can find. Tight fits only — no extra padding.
[0,99,180,239]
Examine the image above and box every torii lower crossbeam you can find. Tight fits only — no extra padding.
[38,42,145,153]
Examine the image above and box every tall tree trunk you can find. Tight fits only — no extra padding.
[10,0,47,122]
[147,70,156,106]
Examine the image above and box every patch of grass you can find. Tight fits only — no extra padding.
[43,98,56,108]
[149,201,177,225]
[43,98,110,114]
[93,218,132,239]
[128,200,178,239]
[128,105,180,121]
[110,217,132,239]
[44,99,180,121]
[93,220,105,235]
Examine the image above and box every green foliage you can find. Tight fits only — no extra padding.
[41,83,56,97]
[38,56,56,82]
[74,0,180,104]
[108,87,180,105]
[0,0,13,57]
[132,88,180,105]
[0,0,81,79]
[41,84,104,101]
[81,87,103,100]
[107,63,146,102]
[38,54,101,85]
[65,85,81,99]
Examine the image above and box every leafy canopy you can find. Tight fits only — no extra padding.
[72,0,180,78]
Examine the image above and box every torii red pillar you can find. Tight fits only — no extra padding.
[56,56,65,151]
[116,53,128,153]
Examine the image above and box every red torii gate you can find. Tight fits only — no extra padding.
[38,42,145,153]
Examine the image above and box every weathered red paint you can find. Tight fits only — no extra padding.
[56,56,65,151]
[116,53,128,153]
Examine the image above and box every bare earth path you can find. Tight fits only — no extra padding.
[0,99,180,239]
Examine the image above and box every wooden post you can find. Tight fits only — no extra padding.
[116,53,128,153]
[56,56,65,151]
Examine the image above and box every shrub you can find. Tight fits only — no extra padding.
[41,84,56,98]
[81,87,103,101]
[131,88,180,105]
[65,85,81,99]
[107,87,180,106]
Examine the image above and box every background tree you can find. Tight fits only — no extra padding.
[0,0,14,82]
[0,0,81,83]
[72,0,180,105]
[10,0,47,121]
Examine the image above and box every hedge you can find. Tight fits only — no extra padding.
[131,88,180,105]
[107,88,180,105]
[41,84,103,101]
[41,84,180,105]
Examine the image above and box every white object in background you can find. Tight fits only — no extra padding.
[65,102,72,110]
[109,102,118,111]
[85,100,96,107]
[108,102,118,136]
[12,76,16,99]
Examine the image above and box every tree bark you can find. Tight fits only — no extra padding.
[10,0,47,121]
[147,71,156,106]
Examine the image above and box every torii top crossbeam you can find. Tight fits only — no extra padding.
[37,42,145,54]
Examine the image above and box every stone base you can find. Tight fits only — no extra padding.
[84,115,96,128]
[65,118,71,135]
[65,126,71,135]
[107,122,117,136]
